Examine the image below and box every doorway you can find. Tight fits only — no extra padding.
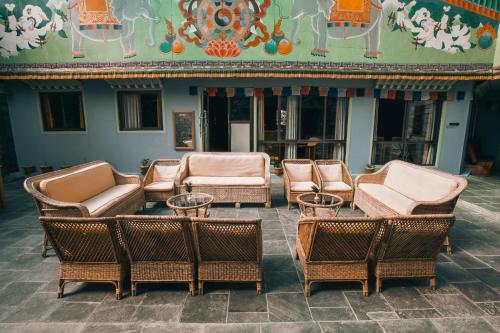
[203,94,252,152]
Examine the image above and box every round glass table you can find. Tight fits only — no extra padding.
[166,192,213,217]
[296,192,344,218]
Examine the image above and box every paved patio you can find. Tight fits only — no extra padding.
[0,174,499,333]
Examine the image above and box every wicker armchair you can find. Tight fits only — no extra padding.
[283,159,321,209]
[315,160,354,204]
[39,216,128,300]
[375,214,454,293]
[296,216,383,296]
[143,159,180,202]
[116,215,196,296]
[191,218,263,295]
[24,161,144,257]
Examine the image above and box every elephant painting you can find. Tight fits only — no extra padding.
[67,0,160,58]
[290,0,383,58]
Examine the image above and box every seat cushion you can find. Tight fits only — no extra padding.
[285,164,312,182]
[291,181,318,192]
[384,162,458,202]
[323,181,351,192]
[188,154,264,177]
[40,162,116,203]
[183,176,265,186]
[82,184,141,216]
[144,181,174,192]
[358,183,415,215]
[317,164,342,182]
[153,165,179,182]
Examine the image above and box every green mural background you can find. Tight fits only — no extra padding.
[0,0,498,66]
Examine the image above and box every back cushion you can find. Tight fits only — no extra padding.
[285,163,312,181]
[384,163,458,202]
[153,165,179,182]
[40,163,116,203]
[188,154,264,177]
[317,164,342,182]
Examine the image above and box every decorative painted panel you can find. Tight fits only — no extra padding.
[0,0,498,79]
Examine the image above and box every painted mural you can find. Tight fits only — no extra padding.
[0,0,498,68]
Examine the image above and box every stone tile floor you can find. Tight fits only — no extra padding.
[0,174,499,332]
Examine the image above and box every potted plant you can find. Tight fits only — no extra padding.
[273,156,283,176]
[140,158,151,176]
[364,163,375,174]
[40,163,53,174]
[23,165,36,177]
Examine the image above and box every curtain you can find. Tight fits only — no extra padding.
[332,97,347,160]
[285,96,298,159]
[121,93,141,129]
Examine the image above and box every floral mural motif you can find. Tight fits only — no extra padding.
[178,0,271,58]
[0,1,67,58]
[383,0,494,54]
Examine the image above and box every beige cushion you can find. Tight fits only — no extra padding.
[384,163,458,202]
[153,165,179,182]
[144,181,174,192]
[291,181,318,192]
[317,164,342,182]
[188,154,264,177]
[323,181,351,192]
[40,162,116,203]
[285,164,312,182]
[82,184,140,216]
[183,176,265,186]
[359,183,415,215]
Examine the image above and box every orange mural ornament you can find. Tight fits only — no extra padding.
[178,0,271,58]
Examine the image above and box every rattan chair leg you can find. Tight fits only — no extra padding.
[57,279,65,298]
[198,281,204,296]
[362,280,369,296]
[429,277,437,290]
[256,282,262,295]
[376,277,382,293]
[304,280,311,297]
[131,282,137,296]
[189,281,196,296]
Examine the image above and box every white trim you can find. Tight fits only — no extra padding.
[113,89,167,134]
[37,89,88,135]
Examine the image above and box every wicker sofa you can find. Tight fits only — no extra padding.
[176,153,271,208]
[24,161,144,256]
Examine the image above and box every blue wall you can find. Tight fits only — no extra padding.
[6,79,473,175]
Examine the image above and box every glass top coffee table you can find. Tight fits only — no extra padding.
[296,193,344,218]
[166,193,213,217]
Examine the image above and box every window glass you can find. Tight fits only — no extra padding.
[39,92,85,131]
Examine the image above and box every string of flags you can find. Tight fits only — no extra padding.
[189,86,467,101]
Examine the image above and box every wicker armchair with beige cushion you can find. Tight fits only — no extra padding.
[24,161,144,257]
[40,216,128,300]
[191,218,263,295]
[117,215,196,296]
[283,159,321,209]
[143,159,180,202]
[354,160,466,254]
[375,214,454,293]
[177,153,271,208]
[315,160,354,204]
[296,216,383,296]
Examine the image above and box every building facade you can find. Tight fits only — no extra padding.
[0,0,499,175]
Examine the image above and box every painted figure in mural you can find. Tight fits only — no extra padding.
[290,0,383,58]
[67,0,159,58]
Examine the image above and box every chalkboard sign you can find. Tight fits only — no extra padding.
[174,111,195,151]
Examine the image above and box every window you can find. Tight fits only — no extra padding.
[372,99,442,165]
[258,95,348,161]
[117,91,163,131]
[39,92,85,132]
